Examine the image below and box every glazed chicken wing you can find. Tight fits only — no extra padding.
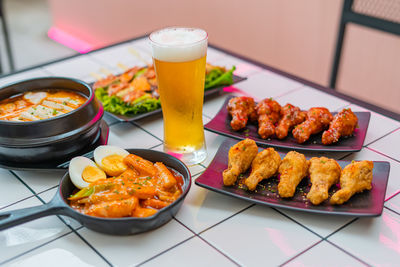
[278,151,308,198]
[330,160,373,205]
[223,138,258,186]
[322,108,358,145]
[275,103,306,139]
[244,148,281,191]
[307,157,341,205]
[255,98,281,139]
[292,107,333,143]
[227,97,257,131]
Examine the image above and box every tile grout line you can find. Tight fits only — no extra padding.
[9,170,38,196]
[107,120,120,127]
[271,84,306,100]
[277,208,370,267]
[129,121,164,143]
[0,231,74,266]
[196,235,241,267]
[149,143,163,150]
[1,171,60,212]
[8,171,113,267]
[324,217,359,240]
[135,235,196,267]
[278,240,323,267]
[33,192,113,266]
[198,204,255,235]
[384,190,400,202]
[272,208,324,239]
[366,147,400,165]
[0,194,37,211]
[86,55,117,71]
[384,206,400,217]
[325,240,372,267]
[34,190,114,266]
[173,218,241,267]
[364,126,400,147]
[203,113,212,120]
[334,103,353,112]
[73,229,113,267]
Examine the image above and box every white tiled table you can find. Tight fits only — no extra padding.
[1,37,400,267]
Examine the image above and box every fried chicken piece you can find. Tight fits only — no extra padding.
[119,67,140,83]
[330,161,374,205]
[322,108,358,145]
[278,151,308,198]
[244,148,281,191]
[292,107,333,143]
[93,74,118,90]
[255,98,281,139]
[306,157,341,205]
[275,103,306,139]
[223,139,258,186]
[107,82,129,96]
[227,97,257,131]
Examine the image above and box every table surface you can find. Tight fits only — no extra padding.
[1,36,400,267]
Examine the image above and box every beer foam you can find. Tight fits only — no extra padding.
[150,28,207,62]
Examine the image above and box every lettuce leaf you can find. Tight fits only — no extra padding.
[205,66,235,90]
[95,87,160,116]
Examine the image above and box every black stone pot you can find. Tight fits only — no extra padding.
[0,149,191,235]
[0,77,103,163]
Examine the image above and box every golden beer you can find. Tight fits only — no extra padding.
[150,27,208,164]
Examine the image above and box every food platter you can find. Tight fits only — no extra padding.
[94,74,246,122]
[195,138,390,217]
[204,96,371,152]
[0,120,109,171]
[95,75,247,122]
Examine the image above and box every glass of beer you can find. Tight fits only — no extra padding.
[149,27,208,165]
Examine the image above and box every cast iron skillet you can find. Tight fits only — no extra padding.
[0,149,191,235]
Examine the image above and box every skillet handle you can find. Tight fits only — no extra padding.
[0,198,63,231]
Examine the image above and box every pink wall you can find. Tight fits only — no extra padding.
[49,0,400,113]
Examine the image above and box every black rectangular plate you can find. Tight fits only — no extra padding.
[195,138,390,217]
[205,96,371,152]
[98,75,246,122]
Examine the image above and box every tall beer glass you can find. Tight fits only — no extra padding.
[149,27,208,165]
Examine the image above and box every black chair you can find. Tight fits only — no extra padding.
[330,0,400,89]
[0,0,15,73]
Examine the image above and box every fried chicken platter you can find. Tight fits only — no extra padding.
[227,96,357,145]
[204,96,371,152]
[195,138,390,216]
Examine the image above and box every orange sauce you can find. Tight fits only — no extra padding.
[69,154,184,218]
[0,89,86,121]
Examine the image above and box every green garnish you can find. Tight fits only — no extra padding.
[95,87,161,116]
[204,66,235,89]
[69,184,114,200]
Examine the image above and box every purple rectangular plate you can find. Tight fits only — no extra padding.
[96,75,246,122]
[204,96,371,152]
[195,138,390,217]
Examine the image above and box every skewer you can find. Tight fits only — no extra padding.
[117,62,129,71]
[100,68,113,76]
[90,72,103,80]
[128,47,151,66]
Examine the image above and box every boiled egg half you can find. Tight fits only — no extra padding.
[94,145,129,176]
[69,156,106,189]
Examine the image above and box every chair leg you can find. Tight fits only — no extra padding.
[0,6,15,71]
